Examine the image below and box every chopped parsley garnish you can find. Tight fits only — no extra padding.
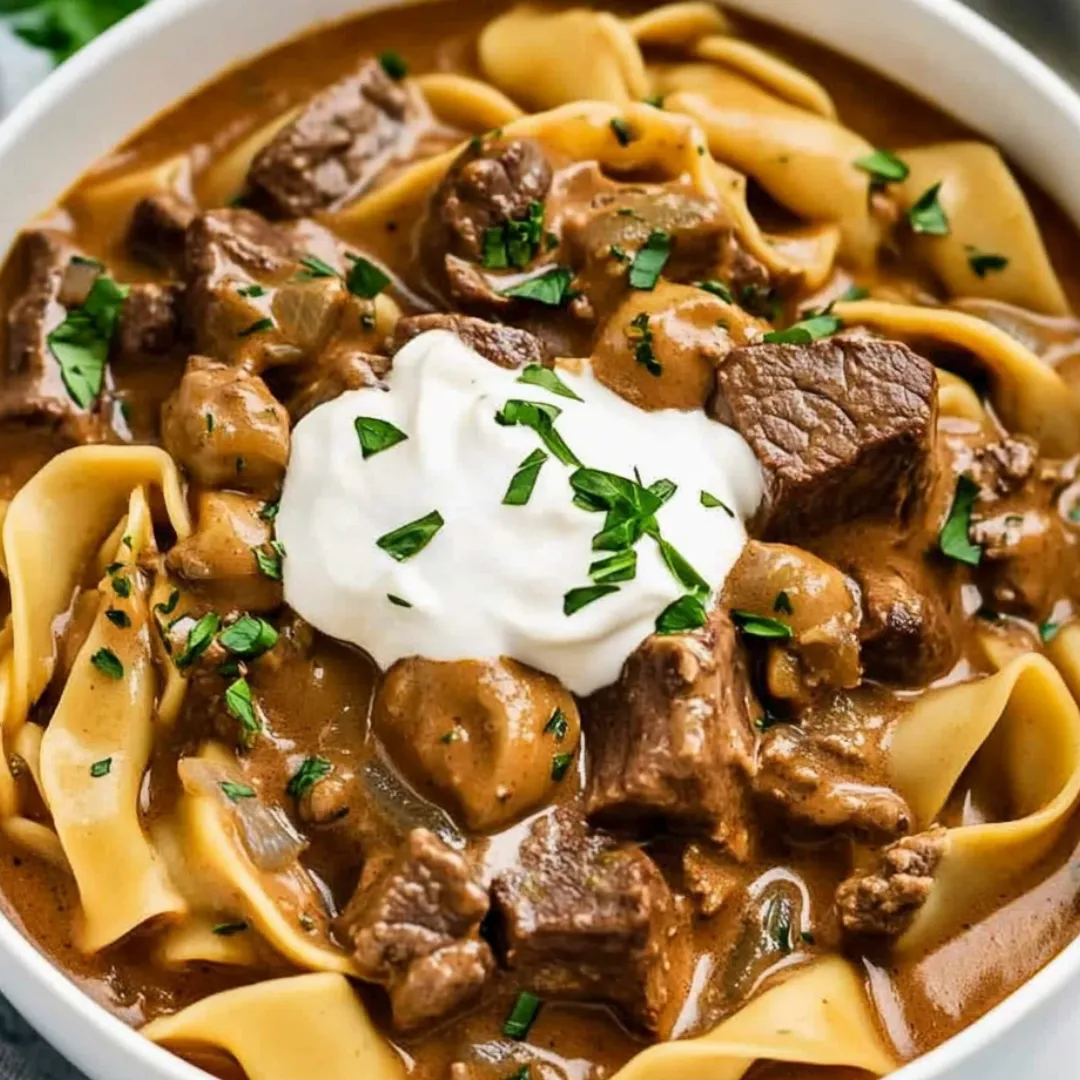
[840,284,870,302]
[773,591,793,615]
[763,313,843,345]
[346,253,391,299]
[439,728,460,744]
[254,543,284,581]
[220,781,256,802]
[483,202,545,270]
[544,707,569,741]
[655,593,709,635]
[110,573,132,600]
[939,475,982,566]
[379,50,408,80]
[90,647,123,680]
[516,364,582,402]
[287,757,333,799]
[495,399,580,467]
[650,478,677,504]
[388,593,413,608]
[731,610,793,640]
[589,549,637,584]
[628,230,671,290]
[89,758,112,779]
[176,612,222,669]
[610,117,635,146]
[500,266,575,307]
[205,413,214,433]
[376,510,445,562]
[212,921,249,936]
[1040,620,1061,644]
[503,991,542,1040]
[296,254,338,280]
[218,614,279,658]
[503,448,549,506]
[656,537,709,596]
[563,584,620,616]
[237,284,266,298]
[354,416,408,459]
[104,608,130,629]
[155,590,180,617]
[853,148,910,184]
[551,752,574,781]
[238,317,274,337]
[696,279,734,303]
[224,678,260,740]
[610,244,630,264]
[48,271,130,408]
[908,182,950,236]
[258,501,280,524]
[627,312,660,376]
[643,94,665,108]
[967,248,1009,278]
[700,490,734,516]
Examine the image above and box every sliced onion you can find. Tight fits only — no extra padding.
[179,757,307,873]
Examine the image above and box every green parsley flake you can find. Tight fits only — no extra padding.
[354,415,408,459]
[696,279,734,303]
[495,399,580,467]
[376,510,445,562]
[220,781,256,802]
[346,253,391,299]
[483,202,546,270]
[500,266,575,307]
[225,677,261,739]
[763,313,843,345]
[840,284,870,302]
[287,757,333,799]
[238,317,274,338]
[731,609,793,640]
[218,614,279,658]
[237,284,266,298]
[589,549,637,585]
[627,312,661,376]
[551,752,574,781]
[564,584,620,616]
[104,608,131,629]
[967,248,1009,278]
[628,230,671,290]
[939,475,982,566]
[388,594,413,608]
[258,501,280,524]
[544,707,569,741]
[90,758,112,779]
[176,612,222,669]
[503,991,542,1040]
[379,50,408,79]
[1040,620,1061,644]
[254,542,284,581]
[90,647,123,680]
[212,921,249,937]
[773,591,793,615]
[297,254,339,280]
[516,364,582,401]
[610,117,635,146]
[853,148,910,184]
[700,490,734,516]
[908,182,950,236]
[655,593,709,635]
[503,448,549,506]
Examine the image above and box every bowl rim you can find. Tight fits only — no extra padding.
[0,0,1079,1078]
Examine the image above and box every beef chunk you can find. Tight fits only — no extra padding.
[116,283,183,359]
[248,60,425,218]
[836,827,946,936]
[161,355,289,495]
[1,230,109,441]
[165,491,283,613]
[336,828,493,1030]
[392,314,547,370]
[712,338,937,539]
[127,193,196,276]
[753,696,912,843]
[491,810,684,1032]
[583,608,756,853]
[286,349,389,422]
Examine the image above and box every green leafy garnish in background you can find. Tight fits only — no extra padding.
[0,0,152,65]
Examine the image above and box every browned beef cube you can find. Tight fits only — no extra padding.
[712,338,937,539]
[286,349,389,422]
[491,810,685,1033]
[392,313,547,370]
[583,608,756,854]
[2,230,109,442]
[116,283,183,360]
[127,193,196,276]
[335,828,493,1030]
[248,59,425,218]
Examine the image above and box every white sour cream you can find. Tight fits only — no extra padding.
[277,330,763,695]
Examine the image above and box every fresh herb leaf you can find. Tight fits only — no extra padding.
[841,285,870,302]
[388,594,412,608]
[354,416,408,459]
[220,781,256,802]
[90,647,123,680]
[939,475,982,566]
[763,313,843,345]
[500,266,575,307]
[967,248,1009,278]
[564,584,620,616]
[104,608,130,629]
[627,311,661,375]
[296,254,339,280]
[439,728,460,744]
[287,757,333,799]
[219,614,279,658]
[503,991,542,1040]
[610,244,630,264]
[643,94,665,108]
[696,279,733,303]
[378,50,408,79]
[1040,620,1061,644]
[237,284,266,298]
[483,203,546,270]
[589,549,637,584]
[516,364,582,402]
[544,708,569,741]
[155,589,180,617]
[731,609,793,640]
[376,510,445,562]
[503,448,549,506]
[258,500,280,524]
[908,182,950,236]
[610,117,634,146]
[655,593,708,635]
[649,478,677,504]
[224,678,260,738]
[853,148,910,184]
[628,230,671,290]
[700,490,734,516]
[656,537,709,597]
[495,399,580,467]
[773,591,793,615]
[345,253,391,298]
[176,612,221,669]
[111,574,132,599]
[212,921,249,936]
[551,752,574,781]
[89,758,112,779]
[254,545,283,581]
[482,227,509,270]
[238,317,274,338]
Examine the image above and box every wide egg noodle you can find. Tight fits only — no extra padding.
[169,742,356,975]
[413,73,524,131]
[141,973,406,1080]
[198,108,301,210]
[936,368,996,431]
[39,485,187,953]
[2,445,191,734]
[896,143,1068,316]
[626,2,729,46]
[834,299,1080,456]
[888,654,1080,955]
[156,914,262,970]
[610,957,895,1079]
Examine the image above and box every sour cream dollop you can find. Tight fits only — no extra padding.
[277,330,763,695]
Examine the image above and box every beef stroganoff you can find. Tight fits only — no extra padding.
[1,2,1080,1078]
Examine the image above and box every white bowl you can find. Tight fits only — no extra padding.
[2,1,1080,1077]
